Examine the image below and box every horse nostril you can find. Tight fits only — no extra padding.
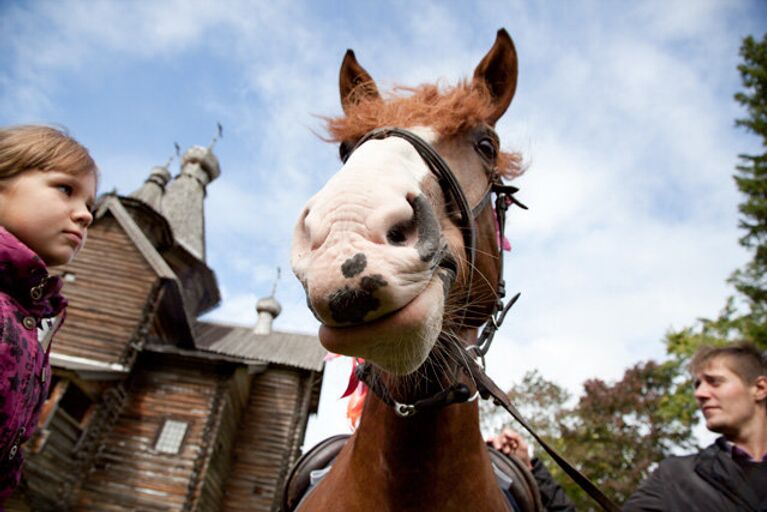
[299,209,314,246]
[386,221,412,246]
[385,195,418,246]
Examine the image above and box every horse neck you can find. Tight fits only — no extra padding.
[346,336,503,506]
[355,382,486,467]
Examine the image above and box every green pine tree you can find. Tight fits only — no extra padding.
[730,34,767,345]
[668,33,767,363]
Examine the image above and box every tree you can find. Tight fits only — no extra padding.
[482,363,697,510]
[557,361,697,507]
[729,33,767,345]
[480,369,570,441]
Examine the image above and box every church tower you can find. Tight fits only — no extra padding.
[161,145,221,261]
[130,164,171,211]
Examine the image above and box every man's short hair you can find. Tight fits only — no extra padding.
[691,342,767,384]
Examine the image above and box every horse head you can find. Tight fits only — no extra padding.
[291,29,521,380]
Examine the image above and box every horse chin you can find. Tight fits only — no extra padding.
[318,276,445,376]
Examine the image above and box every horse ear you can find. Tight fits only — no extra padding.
[340,49,381,114]
[472,29,518,125]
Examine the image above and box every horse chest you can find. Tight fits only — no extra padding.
[298,413,511,512]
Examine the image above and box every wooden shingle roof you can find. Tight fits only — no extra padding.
[194,321,326,372]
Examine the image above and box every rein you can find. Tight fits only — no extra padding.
[344,127,620,512]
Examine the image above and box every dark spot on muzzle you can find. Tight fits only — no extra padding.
[329,274,388,324]
[412,194,441,262]
[342,253,367,278]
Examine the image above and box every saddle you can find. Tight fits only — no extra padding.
[281,435,543,512]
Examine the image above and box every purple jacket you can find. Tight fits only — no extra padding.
[0,227,66,502]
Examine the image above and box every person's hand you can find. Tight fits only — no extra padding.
[487,428,533,469]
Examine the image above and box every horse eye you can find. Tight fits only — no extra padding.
[339,141,352,162]
[475,138,497,161]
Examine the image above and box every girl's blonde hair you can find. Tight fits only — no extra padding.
[0,125,97,181]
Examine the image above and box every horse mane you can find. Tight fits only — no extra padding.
[325,81,524,179]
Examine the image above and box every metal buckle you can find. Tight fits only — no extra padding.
[464,344,486,369]
[394,402,416,417]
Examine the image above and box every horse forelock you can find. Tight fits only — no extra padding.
[325,80,524,180]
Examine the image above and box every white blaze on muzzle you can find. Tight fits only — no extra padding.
[292,128,445,326]
[291,128,453,374]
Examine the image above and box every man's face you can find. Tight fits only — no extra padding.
[694,357,765,437]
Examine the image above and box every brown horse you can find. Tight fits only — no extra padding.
[290,29,528,512]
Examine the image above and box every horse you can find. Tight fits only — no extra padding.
[289,29,533,512]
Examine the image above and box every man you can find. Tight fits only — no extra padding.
[624,342,767,511]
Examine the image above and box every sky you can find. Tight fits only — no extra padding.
[2,0,766,450]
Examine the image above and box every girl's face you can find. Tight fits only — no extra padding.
[0,168,96,267]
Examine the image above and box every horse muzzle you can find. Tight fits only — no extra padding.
[291,147,452,373]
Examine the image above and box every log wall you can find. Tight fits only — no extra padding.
[73,361,224,511]
[6,380,128,512]
[54,215,158,365]
[191,366,253,512]
[221,367,315,512]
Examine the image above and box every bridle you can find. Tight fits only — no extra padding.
[341,125,516,412]
[343,127,524,356]
[339,127,620,512]
[341,126,523,413]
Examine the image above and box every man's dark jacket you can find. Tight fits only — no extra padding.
[623,437,766,511]
[531,458,576,511]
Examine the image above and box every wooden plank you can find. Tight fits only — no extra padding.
[53,216,158,367]
[221,368,309,511]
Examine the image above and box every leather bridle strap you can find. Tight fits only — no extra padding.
[468,184,525,363]
[464,357,621,512]
[347,127,477,280]
[355,362,477,417]
[357,354,621,511]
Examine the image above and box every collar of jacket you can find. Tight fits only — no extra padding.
[0,227,67,318]
[716,434,767,462]
[695,437,760,511]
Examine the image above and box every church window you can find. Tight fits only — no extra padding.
[154,419,189,454]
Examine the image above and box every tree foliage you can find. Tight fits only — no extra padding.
[482,363,697,510]
[480,369,571,441]
[557,361,697,507]
[729,33,767,345]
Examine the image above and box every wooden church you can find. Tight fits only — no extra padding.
[7,143,326,511]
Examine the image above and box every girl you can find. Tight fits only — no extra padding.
[0,125,96,502]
